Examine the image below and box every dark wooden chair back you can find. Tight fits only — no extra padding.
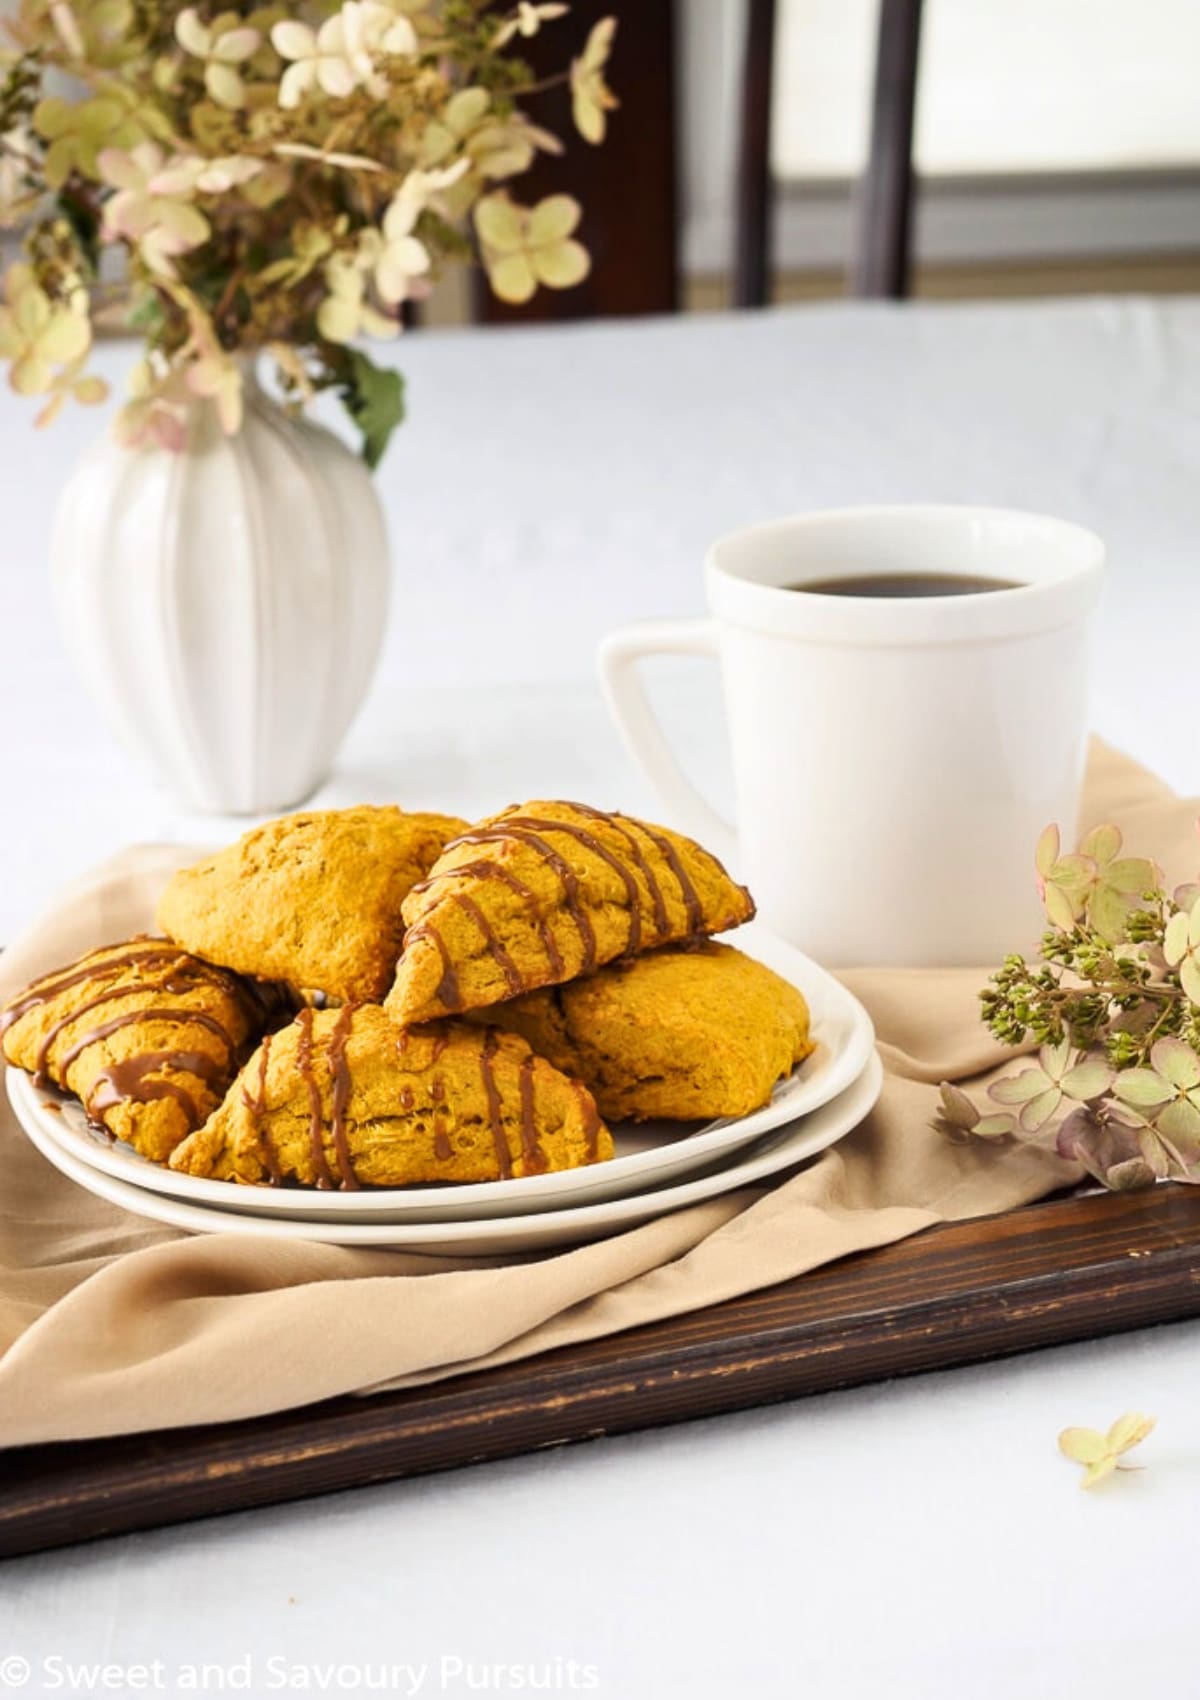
[474,0,924,323]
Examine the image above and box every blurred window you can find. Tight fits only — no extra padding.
[773,0,1200,178]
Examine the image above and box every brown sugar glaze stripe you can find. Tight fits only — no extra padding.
[620,816,706,935]
[443,824,598,974]
[0,944,192,1037]
[86,1050,227,1128]
[402,923,461,1011]
[240,1031,283,1185]
[295,1008,337,1191]
[409,861,564,981]
[32,956,252,1085]
[564,802,670,942]
[517,1053,546,1174]
[430,1075,453,1162]
[325,1004,360,1191]
[454,892,524,997]
[57,1008,237,1080]
[478,1030,513,1179]
[34,984,166,1084]
[504,815,645,954]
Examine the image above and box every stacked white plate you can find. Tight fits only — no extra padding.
[7,925,881,1256]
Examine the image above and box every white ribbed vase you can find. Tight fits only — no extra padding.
[51,374,390,814]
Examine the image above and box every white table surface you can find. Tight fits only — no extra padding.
[2,296,1199,1697]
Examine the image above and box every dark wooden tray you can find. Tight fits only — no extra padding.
[4,1183,1200,1560]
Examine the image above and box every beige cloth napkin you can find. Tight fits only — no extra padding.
[0,743,1192,1448]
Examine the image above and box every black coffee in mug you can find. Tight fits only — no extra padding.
[792,572,1025,597]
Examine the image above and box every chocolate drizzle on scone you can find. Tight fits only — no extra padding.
[389,800,756,1024]
[1,939,270,1159]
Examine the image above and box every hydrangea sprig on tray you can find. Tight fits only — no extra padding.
[0,0,618,461]
[933,822,1200,1191]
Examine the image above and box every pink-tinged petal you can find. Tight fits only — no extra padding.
[1034,822,1059,882]
[990,1068,1052,1106]
[271,20,315,58]
[1107,1412,1155,1453]
[1135,1124,1171,1179]
[1062,1053,1115,1102]
[474,194,525,252]
[486,251,537,304]
[37,311,89,363]
[1040,1036,1073,1082]
[1155,1096,1200,1148]
[10,352,53,394]
[531,236,590,290]
[1089,885,1134,944]
[205,62,245,108]
[1150,1037,1200,1091]
[1080,824,1122,867]
[174,8,210,55]
[1181,955,1200,1008]
[972,1114,1014,1139]
[1104,1157,1157,1192]
[71,374,108,405]
[1105,856,1160,896]
[1112,1069,1172,1110]
[317,58,357,98]
[1163,910,1191,967]
[1018,1086,1062,1133]
[1044,882,1081,931]
[96,147,145,190]
[213,26,260,61]
[937,1082,979,1131]
[1058,1426,1108,1465]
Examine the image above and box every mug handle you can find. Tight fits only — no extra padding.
[597,619,737,865]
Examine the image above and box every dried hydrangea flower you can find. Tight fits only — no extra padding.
[1163,906,1200,1007]
[174,10,260,111]
[989,1039,1113,1134]
[1112,1037,1200,1157]
[475,191,590,305]
[570,16,618,144]
[1058,1413,1155,1488]
[932,1082,1014,1143]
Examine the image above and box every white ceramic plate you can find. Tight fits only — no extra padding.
[16,1051,882,1255]
[7,924,874,1222]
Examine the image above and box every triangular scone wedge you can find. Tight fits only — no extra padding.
[170,1004,612,1188]
[1,938,271,1162]
[470,942,814,1123]
[386,800,755,1024]
[157,805,467,1004]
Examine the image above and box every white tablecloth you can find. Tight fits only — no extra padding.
[2,297,1199,1697]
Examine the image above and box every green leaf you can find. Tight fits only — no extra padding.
[326,346,405,469]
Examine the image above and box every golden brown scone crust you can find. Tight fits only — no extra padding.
[386,800,754,1025]
[169,1004,612,1188]
[157,806,467,1003]
[1,938,267,1161]
[470,942,814,1122]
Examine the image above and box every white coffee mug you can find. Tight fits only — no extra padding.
[598,505,1105,967]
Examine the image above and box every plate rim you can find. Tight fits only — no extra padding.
[17,1053,884,1252]
[7,924,875,1219]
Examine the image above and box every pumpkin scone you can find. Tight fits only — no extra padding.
[169,1004,612,1188]
[157,805,467,1003]
[0,938,271,1161]
[386,800,754,1025]
[470,942,814,1123]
